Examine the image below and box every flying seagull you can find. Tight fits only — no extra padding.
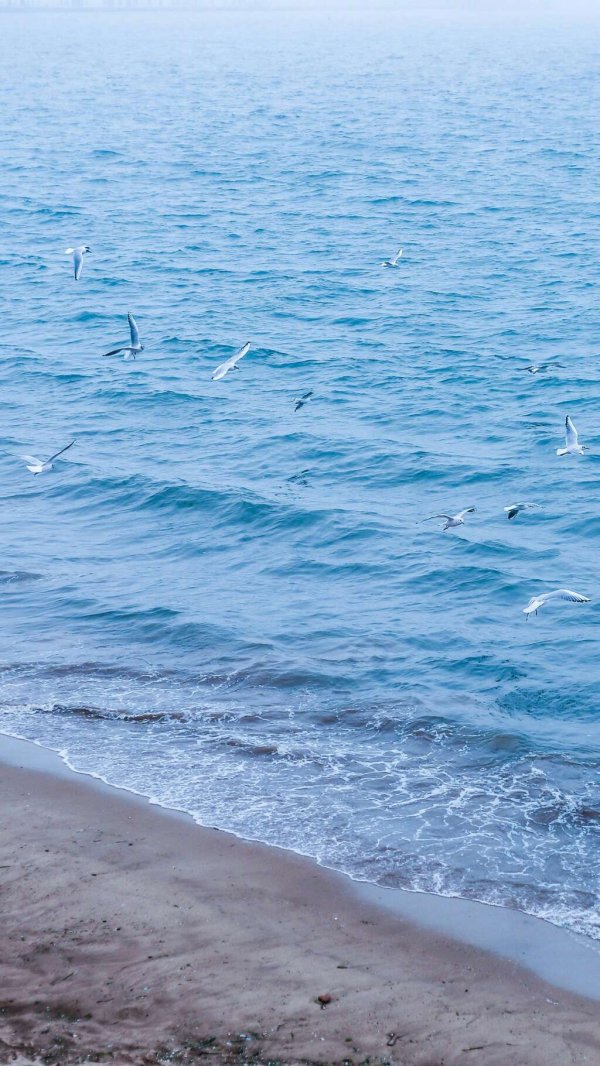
[523,589,590,617]
[65,245,91,281]
[556,415,587,456]
[294,390,314,412]
[381,248,403,268]
[424,507,476,531]
[523,362,564,375]
[504,502,538,521]
[212,342,251,381]
[103,313,144,360]
[21,439,76,475]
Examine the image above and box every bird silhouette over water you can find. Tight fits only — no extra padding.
[294,390,313,412]
[556,415,587,456]
[65,245,91,281]
[381,248,403,268]
[212,342,251,381]
[423,507,476,531]
[21,439,76,475]
[103,313,144,360]
[523,589,590,618]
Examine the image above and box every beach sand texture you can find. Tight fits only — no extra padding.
[1,755,599,1065]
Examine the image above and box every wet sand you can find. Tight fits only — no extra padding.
[1,739,599,1065]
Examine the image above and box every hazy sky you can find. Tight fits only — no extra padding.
[7,0,600,11]
[5,0,600,28]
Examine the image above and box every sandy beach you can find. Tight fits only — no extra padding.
[1,741,599,1066]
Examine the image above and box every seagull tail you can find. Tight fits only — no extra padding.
[556,448,569,456]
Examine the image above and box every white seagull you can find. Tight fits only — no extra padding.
[65,245,91,281]
[294,390,314,412]
[21,439,76,475]
[381,248,403,268]
[556,415,587,456]
[424,507,476,531]
[523,589,590,617]
[103,313,144,360]
[504,502,538,521]
[523,362,564,375]
[212,342,251,381]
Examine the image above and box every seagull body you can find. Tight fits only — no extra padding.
[103,313,144,360]
[504,502,538,521]
[212,342,251,381]
[557,415,586,456]
[524,362,564,375]
[523,588,590,617]
[65,245,90,281]
[294,390,314,412]
[381,248,403,268]
[424,507,476,531]
[21,439,76,475]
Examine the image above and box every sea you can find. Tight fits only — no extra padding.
[0,6,599,942]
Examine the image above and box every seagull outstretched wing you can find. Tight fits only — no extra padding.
[47,440,76,464]
[565,416,578,449]
[73,249,84,280]
[545,589,589,605]
[128,313,140,348]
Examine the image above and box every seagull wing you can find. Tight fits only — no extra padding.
[392,248,403,264]
[128,313,140,347]
[47,440,76,464]
[545,589,590,604]
[213,342,250,380]
[565,416,578,448]
[423,514,453,522]
[212,358,233,381]
[21,454,42,466]
[232,341,251,366]
[456,508,476,519]
[73,249,83,280]
[103,346,126,357]
[505,506,520,520]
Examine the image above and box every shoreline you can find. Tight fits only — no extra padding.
[2,731,600,1000]
[1,733,599,1065]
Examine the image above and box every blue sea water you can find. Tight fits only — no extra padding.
[0,8,599,940]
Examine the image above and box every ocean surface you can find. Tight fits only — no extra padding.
[0,9,599,941]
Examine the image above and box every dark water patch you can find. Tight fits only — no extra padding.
[45,703,187,724]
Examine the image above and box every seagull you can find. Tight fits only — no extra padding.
[212,342,251,381]
[65,245,91,281]
[288,469,311,485]
[381,248,403,268]
[21,439,76,475]
[556,415,587,456]
[504,502,538,521]
[523,589,590,617]
[294,390,314,412]
[523,362,564,375]
[103,313,144,360]
[424,507,476,531]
